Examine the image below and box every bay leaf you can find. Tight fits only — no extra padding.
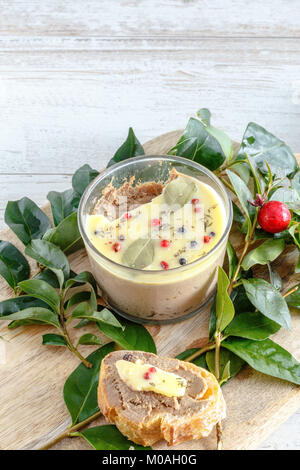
[122,238,154,269]
[163,176,196,208]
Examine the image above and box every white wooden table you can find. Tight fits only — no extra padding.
[0,0,299,450]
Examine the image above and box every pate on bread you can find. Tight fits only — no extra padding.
[98,350,226,447]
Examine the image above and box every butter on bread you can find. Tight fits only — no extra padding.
[98,350,226,447]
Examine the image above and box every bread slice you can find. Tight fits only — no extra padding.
[98,350,226,447]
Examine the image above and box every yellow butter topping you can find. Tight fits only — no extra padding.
[115,359,187,398]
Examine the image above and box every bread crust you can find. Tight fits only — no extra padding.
[98,351,226,447]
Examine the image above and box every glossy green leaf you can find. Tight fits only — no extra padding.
[0,295,49,317]
[175,348,208,369]
[215,267,235,332]
[45,212,83,254]
[107,128,144,167]
[241,239,285,271]
[72,425,151,450]
[0,307,61,329]
[286,285,300,309]
[42,334,67,347]
[65,271,98,293]
[72,164,99,198]
[34,268,60,288]
[242,278,291,330]
[74,318,91,329]
[18,279,60,312]
[226,240,238,280]
[0,240,30,290]
[47,189,80,226]
[77,334,102,346]
[226,170,255,228]
[63,343,114,424]
[25,239,70,285]
[224,311,280,340]
[267,262,283,291]
[97,318,157,353]
[122,238,155,269]
[71,304,122,329]
[208,295,217,340]
[168,112,233,171]
[5,197,51,245]
[223,337,300,385]
[230,283,256,314]
[8,319,46,329]
[237,122,298,177]
[65,291,92,311]
[206,348,245,385]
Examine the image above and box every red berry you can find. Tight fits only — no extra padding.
[144,372,150,380]
[149,367,156,373]
[192,198,200,205]
[160,261,169,270]
[160,239,170,248]
[124,212,131,219]
[194,206,201,213]
[151,218,161,227]
[258,201,291,234]
[204,235,211,243]
[112,242,121,252]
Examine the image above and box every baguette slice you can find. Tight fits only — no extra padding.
[98,350,226,447]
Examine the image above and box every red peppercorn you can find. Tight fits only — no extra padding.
[124,212,132,219]
[192,198,200,205]
[204,235,211,243]
[160,261,169,270]
[194,206,201,213]
[151,218,161,227]
[144,372,150,380]
[258,201,291,234]
[149,367,156,373]
[160,239,170,248]
[112,242,121,252]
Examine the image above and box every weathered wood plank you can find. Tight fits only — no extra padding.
[0,0,299,38]
[0,38,299,178]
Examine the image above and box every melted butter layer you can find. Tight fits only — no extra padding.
[116,359,187,397]
[87,174,226,270]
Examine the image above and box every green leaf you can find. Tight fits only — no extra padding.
[77,334,102,346]
[232,202,246,225]
[18,279,60,312]
[45,212,83,254]
[107,128,144,167]
[215,267,235,332]
[97,318,156,353]
[65,291,92,311]
[72,164,99,198]
[42,334,67,347]
[34,268,60,288]
[8,319,46,329]
[242,278,291,330]
[267,262,283,291]
[292,171,300,195]
[71,304,122,329]
[73,425,151,450]
[223,337,300,385]
[0,307,61,329]
[63,343,114,425]
[241,239,285,271]
[74,318,91,329]
[168,113,233,171]
[231,283,256,314]
[47,189,79,226]
[0,240,30,290]
[238,122,298,177]
[206,348,245,385]
[25,239,70,286]
[226,170,255,229]
[286,285,300,309]
[163,176,197,208]
[226,240,239,280]
[65,271,98,294]
[208,295,217,340]
[122,238,155,269]
[5,197,51,245]
[0,295,49,317]
[224,311,280,340]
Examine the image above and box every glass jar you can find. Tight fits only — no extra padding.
[78,155,232,324]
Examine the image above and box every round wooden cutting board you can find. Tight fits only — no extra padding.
[0,131,299,450]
